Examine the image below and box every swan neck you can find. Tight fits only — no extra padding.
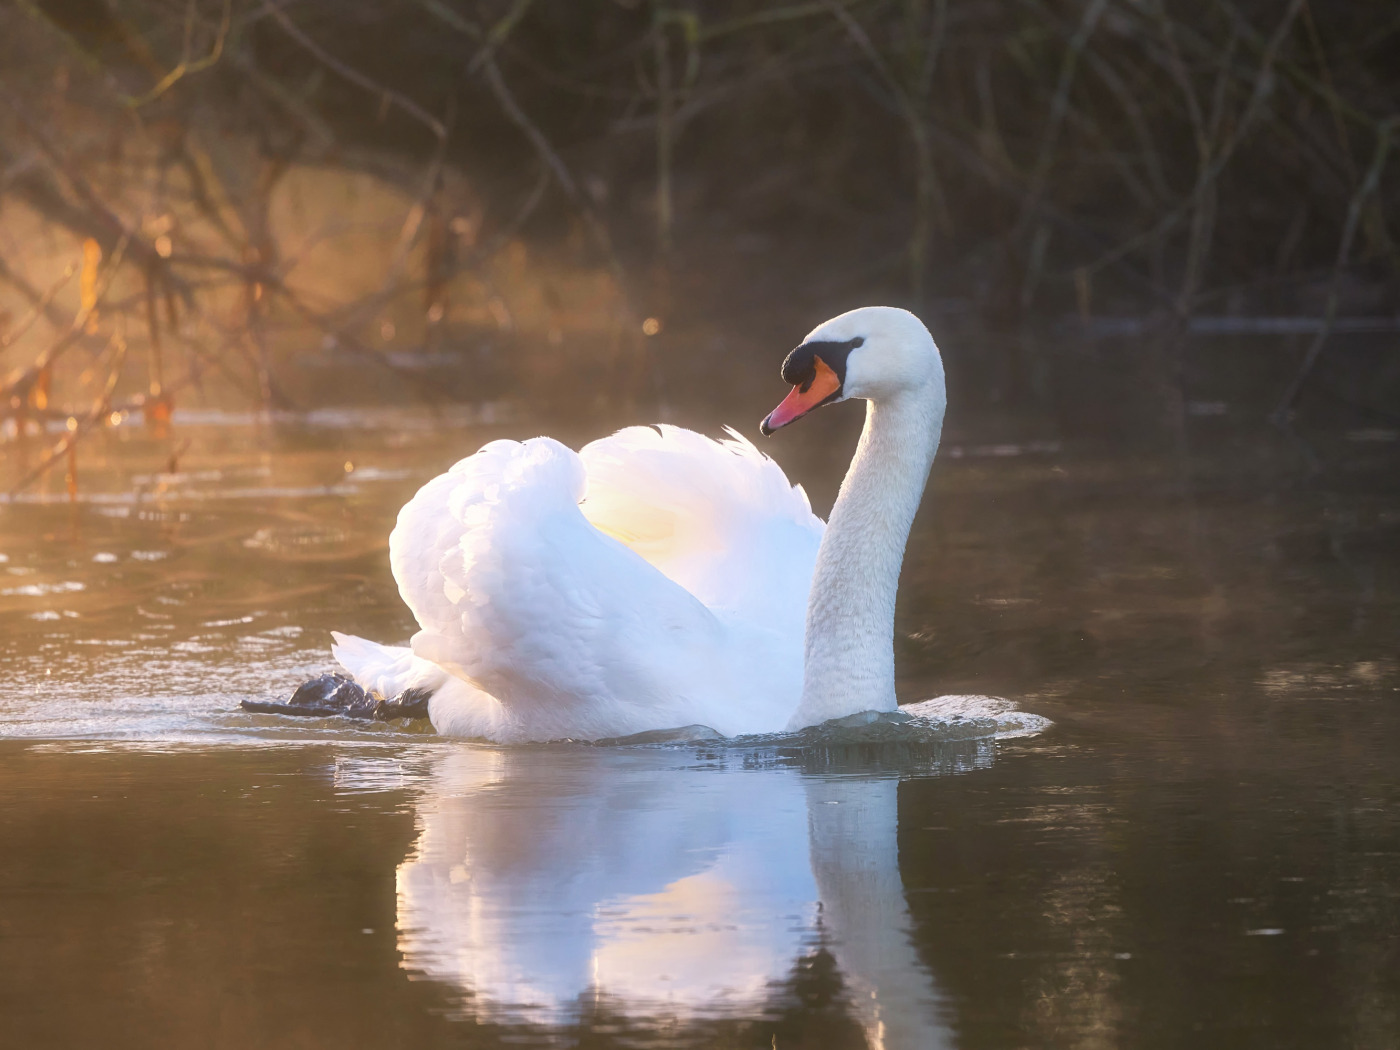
[790,385,943,728]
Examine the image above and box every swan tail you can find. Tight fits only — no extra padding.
[330,631,428,698]
[331,630,505,737]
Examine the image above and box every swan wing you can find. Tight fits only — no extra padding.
[389,436,761,740]
[578,425,823,639]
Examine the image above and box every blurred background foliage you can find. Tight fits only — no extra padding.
[1,0,1397,487]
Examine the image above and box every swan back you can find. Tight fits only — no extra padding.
[580,425,823,639]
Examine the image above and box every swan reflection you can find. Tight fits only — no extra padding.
[377,743,991,1046]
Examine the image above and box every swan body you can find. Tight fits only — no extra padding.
[330,306,945,741]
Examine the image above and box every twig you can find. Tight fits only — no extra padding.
[338,109,454,336]
[0,82,183,285]
[1082,48,1172,200]
[125,0,231,108]
[466,0,536,75]
[261,1,447,142]
[654,5,675,257]
[1085,0,1307,288]
[478,55,632,301]
[822,0,948,300]
[0,262,75,350]
[1015,0,1109,240]
[231,50,337,150]
[1,236,130,404]
[699,0,867,41]
[8,330,128,496]
[325,163,551,330]
[1271,116,1400,421]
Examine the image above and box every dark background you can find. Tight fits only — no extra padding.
[1,0,1398,470]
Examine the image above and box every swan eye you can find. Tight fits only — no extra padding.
[779,336,863,390]
[760,336,864,435]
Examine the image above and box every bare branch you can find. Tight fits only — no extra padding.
[261,1,447,142]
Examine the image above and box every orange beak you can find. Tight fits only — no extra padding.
[760,357,842,435]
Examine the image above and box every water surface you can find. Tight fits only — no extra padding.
[2,400,1398,1048]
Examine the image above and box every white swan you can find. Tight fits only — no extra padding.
[331,305,945,741]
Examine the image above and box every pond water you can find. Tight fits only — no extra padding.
[1,389,1398,1049]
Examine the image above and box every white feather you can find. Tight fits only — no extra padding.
[335,427,820,741]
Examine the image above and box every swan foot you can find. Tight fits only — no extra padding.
[372,686,433,721]
[241,672,377,717]
[240,673,433,722]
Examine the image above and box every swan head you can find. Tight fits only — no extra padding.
[760,306,942,435]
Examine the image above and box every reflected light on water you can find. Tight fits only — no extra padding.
[385,747,960,1046]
